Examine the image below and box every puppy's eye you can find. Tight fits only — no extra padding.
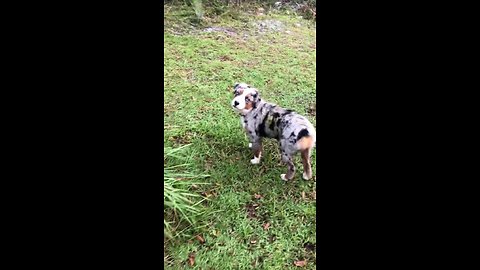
[245,96,250,102]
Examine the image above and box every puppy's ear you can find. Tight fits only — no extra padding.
[251,89,260,101]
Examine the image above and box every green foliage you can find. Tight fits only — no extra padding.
[191,0,205,20]
[164,0,316,23]
[164,145,209,239]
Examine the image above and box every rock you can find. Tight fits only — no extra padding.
[203,26,237,36]
[256,20,284,32]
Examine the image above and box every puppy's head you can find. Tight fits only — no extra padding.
[231,82,260,113]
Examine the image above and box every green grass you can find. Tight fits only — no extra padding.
[164,4,316,269]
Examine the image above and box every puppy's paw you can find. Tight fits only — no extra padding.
[280,174,288,181]
[248,143,252,148]
[250,156,260,164]
[302,172,312,180]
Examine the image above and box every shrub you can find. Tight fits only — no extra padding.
[164,144,209,239]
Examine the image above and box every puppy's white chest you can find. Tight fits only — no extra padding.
[240,116,246,128]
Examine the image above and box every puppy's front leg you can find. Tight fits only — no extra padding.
[250,139,263,164]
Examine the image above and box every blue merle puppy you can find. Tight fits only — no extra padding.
[231,83,316,181]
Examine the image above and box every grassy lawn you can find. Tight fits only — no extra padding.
[164,4,316,269]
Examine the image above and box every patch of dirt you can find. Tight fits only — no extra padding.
[203,26,237,36]
[253,20,285,33]
[203,157,213,171]
[303,242,315,252]
[245,202,260,219]
[169,134,192,145]
[307,103,316,116]
[219,55,233,61]
[164,22,198,36]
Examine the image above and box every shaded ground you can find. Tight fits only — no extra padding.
[164,4,316,269]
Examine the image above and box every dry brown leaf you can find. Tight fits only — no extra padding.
[188,253,195,266]
[201,191,215,198]
[195,235,205,244]
[263,223,270,231]
[301,191,306,200]
[294,260,307,267]
[254,194,262,199]
[250,240,257,244]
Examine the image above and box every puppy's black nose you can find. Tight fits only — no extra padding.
[234,101,239,107]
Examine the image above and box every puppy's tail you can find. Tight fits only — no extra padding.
[296,129,316,150]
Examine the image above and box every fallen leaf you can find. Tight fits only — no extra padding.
[263,223,270,231]
[294,260,307,267]
[250,240,257,244]
[301,191,306,200]
[254,194,262,199]
[188,253,195,266]
[195,235,205,244]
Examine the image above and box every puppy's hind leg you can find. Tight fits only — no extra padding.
[301,148,313,180]
[296,133,315,180]
[280,153,296,181]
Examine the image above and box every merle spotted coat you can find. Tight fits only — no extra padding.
[231,83,316,181]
